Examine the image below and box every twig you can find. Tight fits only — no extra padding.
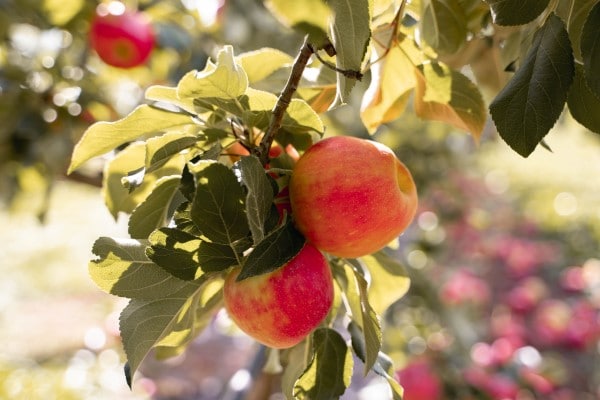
[309,46,363,81]
[254,36,315,166]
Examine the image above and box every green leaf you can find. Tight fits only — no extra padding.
[347,323,403,400]
[129,176,181,239]
[119,278,216,381]
[173,202,202,235]
[281,345,310,400]
[279,99,325,150]
[237,220,306,281]
[265,0,332,44]
[351,267,382,375]
[420,0,468,54]
[147,228,202,280]
[145,85,197,114]
[145,132,199,173]
[177,45,248,100]
[329,0,371,105]
[361,252,410,317]
[568,63,600,134]
[191,162,249,244]
[556,0,597,61]
[238,48,294,84]
[154,282,223,360]
[197,241,239,272]
[285,98,325,134]
[581,1,600,99]
[237,155,276,244]
[333,261,382,374]
[69,105,196,173]
[89,237,193,299]
[294,328,353,400]
[485,0,550,25]
[490,13,575,157]
[414,61,487,140]
[103,143,185,218]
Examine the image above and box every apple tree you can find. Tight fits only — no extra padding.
[61,0,600,398]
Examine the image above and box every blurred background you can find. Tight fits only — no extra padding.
[1,0,600,399]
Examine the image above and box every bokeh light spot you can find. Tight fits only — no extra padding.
[407,249,427,269]
[553,192,577,216]
[485,169,510,194]
[84,326,107,350]
[229,369,251,392]
[418,211,438,231]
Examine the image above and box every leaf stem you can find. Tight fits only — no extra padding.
[254,36,315,166]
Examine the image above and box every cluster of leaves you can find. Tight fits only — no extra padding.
[70,45,410,398]
[282,0,600,157]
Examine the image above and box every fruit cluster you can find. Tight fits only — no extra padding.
[224,136,418,348]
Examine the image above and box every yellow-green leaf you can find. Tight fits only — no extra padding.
[265,0,332,43]
[238,48,293,84]
[360,25,422,133]
[414,61,486,141]
[69,105,196,173]
[177,45,248,99]
[103,143,185,218]
[283,98,325,134]
[294,328,353,400]
[89,237,191,299]
[361,252,410,317]
[145,85,197,114]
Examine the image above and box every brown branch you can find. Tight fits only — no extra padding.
[254,36,315,166]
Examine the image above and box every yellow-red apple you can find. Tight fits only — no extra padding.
[289,136,417,258]
[223,243,333,348]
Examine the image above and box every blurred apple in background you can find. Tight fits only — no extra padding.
[89,2,154,68]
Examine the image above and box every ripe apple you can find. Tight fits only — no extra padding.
[289,136,417,258]
[223,243,333,348]
[89,4,154,69]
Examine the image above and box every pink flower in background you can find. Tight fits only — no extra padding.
[395,359,443,400]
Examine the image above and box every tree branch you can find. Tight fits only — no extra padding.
[254,36,314,166]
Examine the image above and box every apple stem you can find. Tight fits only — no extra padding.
[254,36,315,166]
[263,347,283,374]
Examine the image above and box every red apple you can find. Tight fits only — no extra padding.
[223,243,333,348]
[89,4,154,68]
[289,136,418,258]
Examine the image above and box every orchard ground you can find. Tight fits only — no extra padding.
[1,117,600,399]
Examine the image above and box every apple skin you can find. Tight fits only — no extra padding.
[223,243,333,349]
[89,9,154,69]
[289,136,418,258]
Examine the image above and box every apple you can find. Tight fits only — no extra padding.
[223,243,333,348]
[89,4,154,69]
[289,136,418,258]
